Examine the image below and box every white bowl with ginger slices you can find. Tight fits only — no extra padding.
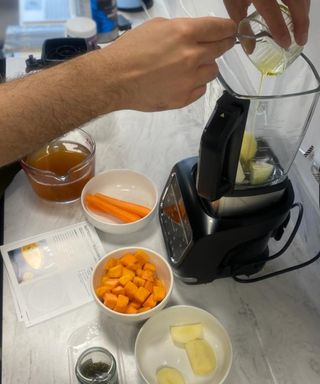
[135,305,232,384]
[81,169,158,234]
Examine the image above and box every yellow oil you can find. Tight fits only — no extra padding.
[255,56,285,76]
[240,73,265,177]
[247,73,265,140]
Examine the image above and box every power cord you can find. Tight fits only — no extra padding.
[139,0,152,19]
[232,202,320,283]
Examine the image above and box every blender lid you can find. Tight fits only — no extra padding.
[196,92,250,201]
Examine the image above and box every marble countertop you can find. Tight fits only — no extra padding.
[2,2,320,382]
[2,93,320,383]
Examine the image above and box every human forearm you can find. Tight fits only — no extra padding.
[0,16,236,167]
[0,49,125,166]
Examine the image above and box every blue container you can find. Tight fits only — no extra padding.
[90,0,118,43]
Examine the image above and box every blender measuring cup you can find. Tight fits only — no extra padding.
[237,4,303,75]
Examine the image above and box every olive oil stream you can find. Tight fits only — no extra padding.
[244,73,265,172]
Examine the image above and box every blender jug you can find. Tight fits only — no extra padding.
[197,43,320,216]
[159,45,320,284]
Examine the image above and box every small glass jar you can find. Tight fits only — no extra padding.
[237,5,303,75]
[75,347,119,384]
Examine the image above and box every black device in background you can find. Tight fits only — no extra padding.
[117,14,132,31]
[25,37,92,73]
[0,49,5,82]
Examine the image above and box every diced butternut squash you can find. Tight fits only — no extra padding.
[95,286,110,299]
[130,301,141,309]
[108,264,123,278]
[120,253,138,266]
[95,251,167,315]
[133,276,146,287]
[138,306,151,313]
[112,285,125,296]
[154,279,164,286]
[141,269,155,281]
[126,304,138,314]
[136,268,143,277]
[119,274,132,287]
[103,293,117,309]
[113,304,127,313]
[124,281,138,299]
[143,294,156,308]
[135,250,149,265]
[143,262,156,272]
[101,277,119,289]
[116,294,129,308]
[121,267,135,279]
[114,294,129,313]
[144,280,154,293]
[126,263,139,272]
[134,286,151,304]
[153,284,166,302]
[104,257,118,271]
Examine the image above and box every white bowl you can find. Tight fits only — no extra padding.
[81,169,158,234]
[135,305,233,384]
[91,247,173,323]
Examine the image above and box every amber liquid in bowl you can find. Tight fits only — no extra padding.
[23,140,95,203]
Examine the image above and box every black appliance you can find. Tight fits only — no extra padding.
[159,92,304,284]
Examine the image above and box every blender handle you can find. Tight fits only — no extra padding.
[196,92,250,201]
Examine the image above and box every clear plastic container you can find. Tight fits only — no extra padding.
[67,322,127,384]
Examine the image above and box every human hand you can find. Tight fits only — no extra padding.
[102,16,236,111]
[223,0,310,48]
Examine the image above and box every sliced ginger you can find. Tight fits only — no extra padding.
[170,323,203,345]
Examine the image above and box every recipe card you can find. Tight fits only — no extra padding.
[0,222,105,327]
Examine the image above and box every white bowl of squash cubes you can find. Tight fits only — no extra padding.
[91,247,173,323]
[135,305,232,384]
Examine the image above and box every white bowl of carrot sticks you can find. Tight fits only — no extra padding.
[91,247,174,323]
[81,169,158,234]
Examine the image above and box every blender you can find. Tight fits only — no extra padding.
[159,44,320,284]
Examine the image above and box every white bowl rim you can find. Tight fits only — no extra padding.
[134,304,233,384]
[91,246,174,319]
[81,169,159,228]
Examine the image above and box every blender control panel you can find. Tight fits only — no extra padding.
[159,173,193,264]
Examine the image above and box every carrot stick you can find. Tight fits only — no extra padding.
[85,195,141,223]
[94,192,151,217]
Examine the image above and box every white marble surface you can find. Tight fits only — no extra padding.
[2,92,320,384]
[3,2,320,383]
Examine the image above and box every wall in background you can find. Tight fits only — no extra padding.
[0,0,19,48]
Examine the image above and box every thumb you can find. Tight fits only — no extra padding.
[224,0,252,23]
